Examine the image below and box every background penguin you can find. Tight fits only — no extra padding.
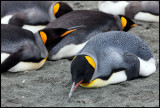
[43,9,142,60]
[1,24,48,72]
[98,1,159,22]
[68,31,156,102]
[1,1,73,33]
[38,25,84,54]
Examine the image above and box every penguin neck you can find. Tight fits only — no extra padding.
[48,2,56,21]
[45,37,64,52]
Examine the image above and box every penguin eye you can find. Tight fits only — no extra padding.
[121,17,127,30]
[40,31,47,44]
[53,3,60,15]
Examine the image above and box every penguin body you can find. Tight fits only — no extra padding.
[44,10,141,60]
[1,24,48,72]
[1,1,73,33]
[68,31,156,101]
[98,1,159,22]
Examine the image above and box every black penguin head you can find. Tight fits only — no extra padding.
[39,25,85,52]
[39,28,76,52]
[49,1,73,20]
[119,15,143,31]
[68,55,95,102]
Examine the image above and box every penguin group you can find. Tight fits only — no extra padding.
[1,1,157,102]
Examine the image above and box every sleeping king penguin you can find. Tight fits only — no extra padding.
[68,31,156,102]
[41,2,142,60]
[1,24,48,72]
[1,1,73,33]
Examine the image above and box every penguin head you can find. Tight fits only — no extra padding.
[39,25,85,51]
[68,55,95,102]
[119,15,143,31]
[49,1,73,21]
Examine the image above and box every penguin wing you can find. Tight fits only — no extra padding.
[1,45,35,72]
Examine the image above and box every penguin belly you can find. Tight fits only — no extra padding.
[50,41,88,60]
[1,53,46,72]
[138,57,156,77]
[22,25,46,33]
[134,12,159,22]
[80,70,127,88]
[1,15,46,33]
[8,59,46,72]
[1,15,13,24]
[98,1,129,15]
[1,53,10,63]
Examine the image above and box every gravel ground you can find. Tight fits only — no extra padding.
[1,1,159,107]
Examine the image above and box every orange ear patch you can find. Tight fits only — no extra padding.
[85,56,95,69]
[60,29,77,37]
[40,31,47,44]
[121,17,127,30]
[53,3,60,15]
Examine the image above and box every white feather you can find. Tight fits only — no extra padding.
[51,41,88,60]
[1,53,46,72]
[98,1,129,15]
[138,57,156,77]
[22,25,46,33]
[1,53,10,63]
[134,12,159,22]
[1,15,13,24]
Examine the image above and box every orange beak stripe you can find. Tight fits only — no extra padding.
[74,80,83,92]
[60,29,77,37]
[131,24,139,27]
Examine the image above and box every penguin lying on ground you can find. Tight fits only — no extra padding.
[98,1,159,22]
[1,1,73,33]
[68,31,156,102]
[41,5,142,60]
[1,24,48,72]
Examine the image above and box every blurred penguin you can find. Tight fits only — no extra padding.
[98,1,159,22]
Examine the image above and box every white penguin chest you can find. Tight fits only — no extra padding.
[1,53,46,72]
[98,1,129,15]
[1,15,46,33]
[1,15,13,24]
[51,41,88,60]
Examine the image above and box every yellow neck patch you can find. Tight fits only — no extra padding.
[40,31,47,44]
[53,3,60,15]
[121,17,127,30]
[60,29,77,37]
[85,56,95,69]
[72,56,77,61]
[80,78,102,88]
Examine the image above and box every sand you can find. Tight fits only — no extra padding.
[1,1,159,107]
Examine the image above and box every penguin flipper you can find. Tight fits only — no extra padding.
[123,52,140,80]
[8,13,26,27]
[1,46,34,73]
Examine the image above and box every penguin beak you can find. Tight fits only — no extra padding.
[68,80,83,103]
[131,24,143,27]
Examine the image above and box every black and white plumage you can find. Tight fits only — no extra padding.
[68,31,156,101]
[98,1,159,22]
[1,24,48,72]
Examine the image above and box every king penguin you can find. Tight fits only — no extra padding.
[68,31,156,102]
[43,8,142,60]
[98,1,159,22]
[1,1,73,33]
[1,24,48,72]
